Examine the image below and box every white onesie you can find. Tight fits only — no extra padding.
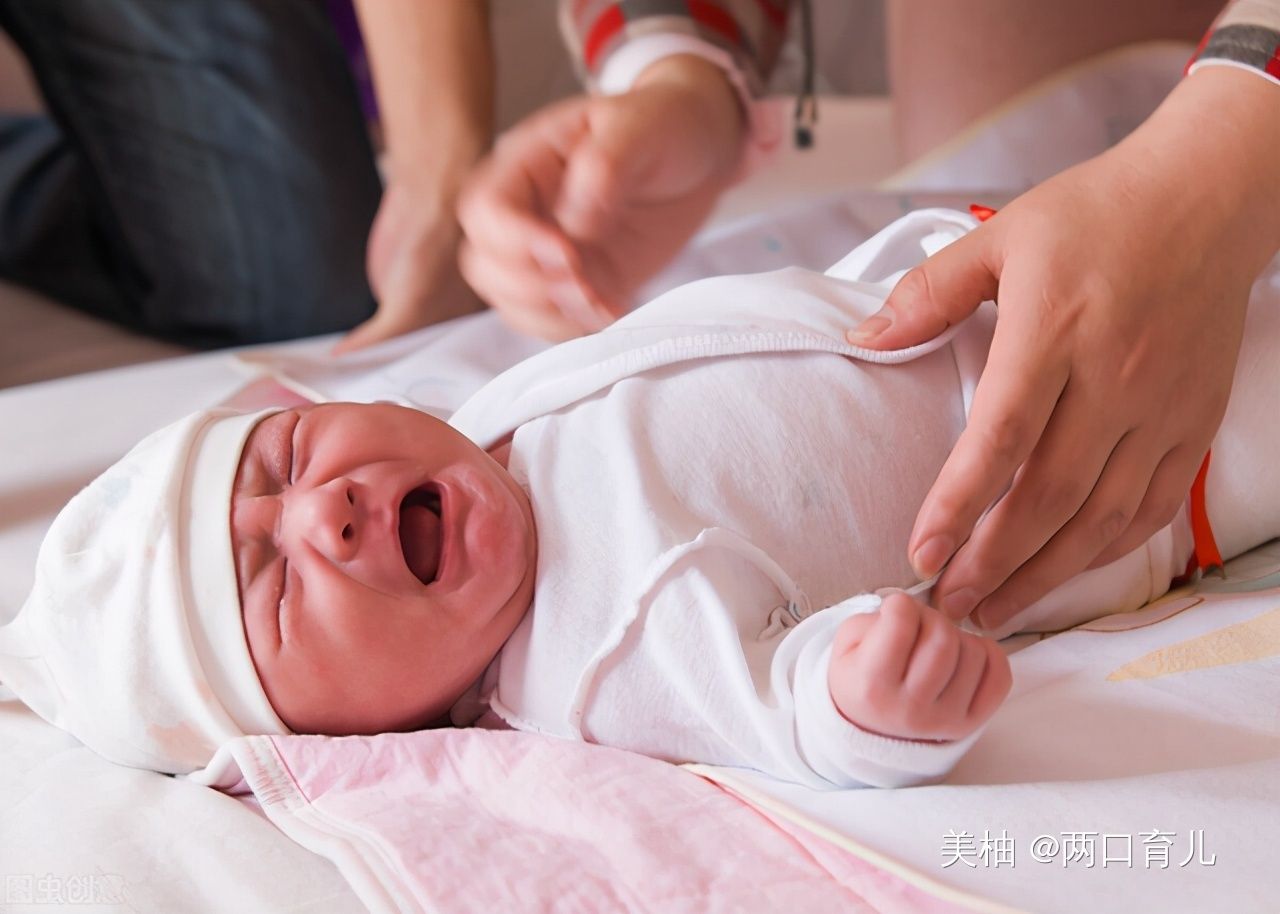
[449,209,1278,790]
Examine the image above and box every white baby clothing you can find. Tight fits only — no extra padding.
[449,209,1230,789]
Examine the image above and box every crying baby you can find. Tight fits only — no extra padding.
[5,209,1276,788]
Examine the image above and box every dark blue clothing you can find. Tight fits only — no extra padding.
[0,0,380,346]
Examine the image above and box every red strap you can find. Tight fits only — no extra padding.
[1183,449,1224,580]
[969,203,998,222]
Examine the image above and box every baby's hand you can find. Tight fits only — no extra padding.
[828,593,1011,742]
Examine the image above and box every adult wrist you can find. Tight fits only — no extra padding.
[635,54,745,123]
[633,53,748,171]
[1122,65,1280,271]
[383,128,488,200]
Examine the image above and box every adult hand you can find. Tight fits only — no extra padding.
[458,54,746,340]
[828,593,1011,742]
[848,66,1280,632]
[334,174,483,354]
[338,0,492,354]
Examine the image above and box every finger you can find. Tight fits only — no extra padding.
[460,206,617,331]
[493,293,584,341]
[1088,444,1204,569]
[332,308,427,356]
[333,316,392,356]
[557,105,638,241]
[856,593,925,685]
[933,384,1121,620]
[969,429,1161,630]
[936,635,989,716]
[964,638,1012,727]
[911,313,1068,581]
[847,228,999,349]
[459,166,580,281]
[555,96,669,241]
[832,612,879,658]
[457,103,591,280]
[458,239,542,309]
[487,98,589,219]
[901,610,962,703]
[459,134,617,325]
[458,242,593,340]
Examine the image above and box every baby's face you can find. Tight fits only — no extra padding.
[231,403,536,735]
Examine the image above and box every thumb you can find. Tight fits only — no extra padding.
[556,98,657,239]
[847,230,1000,350]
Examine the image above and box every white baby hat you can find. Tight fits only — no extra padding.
[0,408,290,774]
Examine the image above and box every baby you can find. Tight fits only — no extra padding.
[4,209,1278,788]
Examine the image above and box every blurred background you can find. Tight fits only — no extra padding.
[0,0,893,389]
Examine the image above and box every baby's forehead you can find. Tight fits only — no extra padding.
[233,409,295,492]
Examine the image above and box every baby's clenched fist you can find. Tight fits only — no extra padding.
[827,592,1011,742]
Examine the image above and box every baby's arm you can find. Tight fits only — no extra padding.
[761,592,1010,789]
[561,557,1011,790]
[827,593,1010,742]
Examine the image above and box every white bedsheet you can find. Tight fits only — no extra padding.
[694,543,1280,914]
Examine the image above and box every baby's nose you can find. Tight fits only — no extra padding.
[284,478,359,562]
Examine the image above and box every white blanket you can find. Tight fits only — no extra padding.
[694,544,1280,914]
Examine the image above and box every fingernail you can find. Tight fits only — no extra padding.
[911,534,954,579]
[940,588,979,620]
[847,308,893,344]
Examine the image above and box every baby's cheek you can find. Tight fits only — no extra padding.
[469,468,533,571]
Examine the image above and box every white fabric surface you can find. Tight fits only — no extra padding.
[695,542,1280,914]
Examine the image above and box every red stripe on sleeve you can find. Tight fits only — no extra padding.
[584,5,626,71]
[687,0,742,46]
[752,0,789,31]
[1266,45,1280,79]
[1185,27,1213,75]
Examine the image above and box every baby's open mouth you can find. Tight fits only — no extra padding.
[399,486,443,586]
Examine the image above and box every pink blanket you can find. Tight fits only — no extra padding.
[206,728,974,913]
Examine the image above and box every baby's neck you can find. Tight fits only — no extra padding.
[486,436,514,470]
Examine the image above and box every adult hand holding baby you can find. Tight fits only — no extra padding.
[849,66,1280,632]
[457,54,747,340]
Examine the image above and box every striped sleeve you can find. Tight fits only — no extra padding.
[558,0,792,95]
[1187,0,1280,85]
